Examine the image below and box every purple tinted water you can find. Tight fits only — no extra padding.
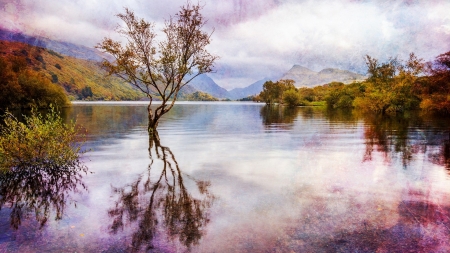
[1,102,450,252]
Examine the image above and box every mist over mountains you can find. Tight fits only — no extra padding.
[281,65,366,88]
[227,78,270,100]
[1,28,367,100]
[0,28,106,62]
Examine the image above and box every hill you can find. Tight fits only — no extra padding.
[228,78,270,100]
[0,40,142,101]
[281,65,366,87]
[228,66,366,100]
[185,74,230,99]
[0,29,225,101]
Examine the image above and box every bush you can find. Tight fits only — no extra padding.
[0,57,70,110]
[283,89,301,107]
[51,73,59,83]
[0,106,87,228]
[48,50,64,59]
[18,70,69,108]
[0,106,86,174]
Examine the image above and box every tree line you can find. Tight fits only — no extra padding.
[255,51,450,114]
[0,54,69,110]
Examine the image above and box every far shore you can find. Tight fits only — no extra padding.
[70,100,263,105]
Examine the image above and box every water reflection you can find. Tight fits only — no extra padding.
[430,136,450,170]
[308,200,450,252]
[360,113,450,171]
[108,132,214,252]
[64,105,148,139]
[316,108,450,171]
[363,114,416,166]
[0,161,88,229]
[3,103,450,251]
[260,105,299,128]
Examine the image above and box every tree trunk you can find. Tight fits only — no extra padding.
[147,102,158,134]
[148,129,161,152]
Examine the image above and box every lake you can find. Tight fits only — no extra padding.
[1,101,450,252]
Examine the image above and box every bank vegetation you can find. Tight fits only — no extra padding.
[255,51,450,115]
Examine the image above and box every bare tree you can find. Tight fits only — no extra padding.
[97,3,217,133]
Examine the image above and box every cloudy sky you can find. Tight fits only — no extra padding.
[1,0,450,89]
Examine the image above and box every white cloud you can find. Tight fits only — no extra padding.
[1,0,450,89]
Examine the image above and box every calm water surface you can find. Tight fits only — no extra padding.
[1,101,450,252]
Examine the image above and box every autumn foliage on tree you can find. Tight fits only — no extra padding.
[0,54,69,110]
[97,3,217,133]
[416,51,450,114]
[353,53,423,114]
[259,79,295,105]
[263,51,450,115]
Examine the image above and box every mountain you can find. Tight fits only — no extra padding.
[185,74,230,99]
[0,29,229,100]
[281,65,366,87]
[228,78,270,100]
[227,66,366,100]
[0,28,107,62]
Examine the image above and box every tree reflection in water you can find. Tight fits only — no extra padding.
[260,105,299,128]
[108,132,214,252]
[361,113,450,171]
[362,114,416,166]
[0,160,88,229]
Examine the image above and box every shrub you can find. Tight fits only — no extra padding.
[0,106,86,174]
[51,73,59,83]
[283,89,301,107]
[0,106,87,228]
[18,70,69,108]
[48,50,64,59]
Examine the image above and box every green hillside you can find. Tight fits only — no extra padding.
[0,40,143,101]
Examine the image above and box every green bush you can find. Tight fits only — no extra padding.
[283,89,301,107]
[0,106,86,173]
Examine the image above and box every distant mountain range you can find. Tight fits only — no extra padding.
[190,66,366,99]
[185,76,270,100]
[0,28,107,62]
[227,78,270,100]
[0,28,367,100]
[184,74,229,99]
[281,65,366,88]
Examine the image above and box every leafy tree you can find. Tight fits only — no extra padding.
[183,91,218,101]
[283,89,301,107]
[0,58,22,109]
[298,87,315,103]
[17,70,69,108]
[80,86,93,99]
[325,82,365,109]
[0,55,69,110]
[97,3,217,133]
[259,79,295,105]
[51,73,58,83]
[238,95,255,101]
[354,53,422,114]
[0,106,86,173]
[417,51,450,114]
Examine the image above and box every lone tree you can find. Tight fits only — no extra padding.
[97,3,217,133]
